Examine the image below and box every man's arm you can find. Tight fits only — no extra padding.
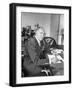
[27,39,40,65]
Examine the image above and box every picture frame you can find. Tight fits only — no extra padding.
[9,3,71,87]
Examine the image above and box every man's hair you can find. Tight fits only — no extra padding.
[35,26,45,35]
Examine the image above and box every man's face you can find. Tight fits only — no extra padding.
[36,28,45,41]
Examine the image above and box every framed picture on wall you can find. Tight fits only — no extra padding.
[9,3,71,87]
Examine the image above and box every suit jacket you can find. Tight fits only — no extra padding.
[23,37,49,76]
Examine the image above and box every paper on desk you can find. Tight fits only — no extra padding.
[48,54,63,64]
[48,55,55,64]
[56,55,63,61]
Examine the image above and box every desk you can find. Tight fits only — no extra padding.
[39,62,64,76]
[50,62,64,75]
[46,48,64,76]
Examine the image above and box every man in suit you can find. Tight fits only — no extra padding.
[23,27,52,77]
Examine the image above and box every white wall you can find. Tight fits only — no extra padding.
[22,13,51,36]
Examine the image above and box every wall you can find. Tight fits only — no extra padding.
[50,14,60,43]
[22,13,51,36]
[22,13,64,44]
[58,15,64,45]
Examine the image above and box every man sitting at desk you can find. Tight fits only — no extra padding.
[23,27,52,77]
